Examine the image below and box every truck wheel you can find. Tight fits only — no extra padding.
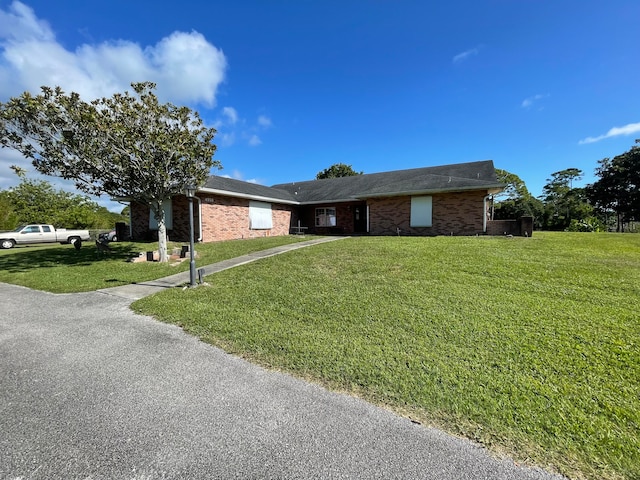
[1,239,15,249]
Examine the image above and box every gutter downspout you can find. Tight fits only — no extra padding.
[366,204,370,233]
[483,194,492,233]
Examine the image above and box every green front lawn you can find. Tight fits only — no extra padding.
[0,235,313,293]
[132,232,640,480]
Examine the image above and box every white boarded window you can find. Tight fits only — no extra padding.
[410,196,432,227]
[149,199,173,230]
[249,201,272,229]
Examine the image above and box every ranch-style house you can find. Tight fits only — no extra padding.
[128,160,530,243]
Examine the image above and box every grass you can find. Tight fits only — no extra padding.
[0,235,313,293]
[130,232,640,480]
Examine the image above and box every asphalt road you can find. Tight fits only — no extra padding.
[0,282,565,479]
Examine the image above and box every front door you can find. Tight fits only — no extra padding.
[353,205,367,233]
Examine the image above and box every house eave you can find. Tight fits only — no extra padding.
[352,184,505,199]
[296,198,362,205]
[116,185,504,205]
[198,187,300,205]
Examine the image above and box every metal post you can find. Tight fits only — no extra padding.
[188,196,196,287]
[185,184,197,287]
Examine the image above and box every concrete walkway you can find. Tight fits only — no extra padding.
[97,236,345,300]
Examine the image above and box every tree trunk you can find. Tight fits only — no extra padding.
[151,201,169,263]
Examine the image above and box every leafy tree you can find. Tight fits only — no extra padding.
[316,163,362,179]
[0,82,218,261]
[494,169,530,201]
[540,168,592,230]
[0,191,19,230]
[493,169,544,225]
[1,168,126,229]
[586,140,640,232]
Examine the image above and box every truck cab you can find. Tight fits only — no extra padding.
[17,224,58,243]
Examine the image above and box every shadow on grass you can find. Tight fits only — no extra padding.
[0,243,142,273]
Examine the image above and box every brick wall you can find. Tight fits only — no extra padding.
[131,194,293,243]
[298,202,362,234]
[368,191,487,236]
[199,194,293,242]
[130,190,502,240]
[487,216,533,237]
[131,201,149,241]
[130,196,195,242]
[486,219,519,236]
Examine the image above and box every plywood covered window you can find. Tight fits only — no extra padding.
[410,196,432,227]
[249,201,273,229]
[149,199,173,230]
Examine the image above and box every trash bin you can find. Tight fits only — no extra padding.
[115,222,128,241]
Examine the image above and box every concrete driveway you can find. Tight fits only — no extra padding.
[0,282,564,479]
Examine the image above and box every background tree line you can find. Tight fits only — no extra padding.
[0,167,127,231]
[494,140,640,232]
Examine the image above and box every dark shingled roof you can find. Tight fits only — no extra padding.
[272,160,503,204]
[201,175,298,203]
[200,160,503,205]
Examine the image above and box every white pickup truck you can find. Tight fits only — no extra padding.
[0,224,91,249]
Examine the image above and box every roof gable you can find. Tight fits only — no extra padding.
[201,176,298,204]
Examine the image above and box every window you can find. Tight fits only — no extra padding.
[410,196,432,227]
[149,199,173,230]
[249,201,272,229]
[315,207,337,227]
[23,226,41,233]
[42,226,52,232]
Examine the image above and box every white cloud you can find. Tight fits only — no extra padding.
[257,115,272,128]
[222,107,239,125]
[0,1,227,105]
[219,132,236,147]
[0,1,228,210]
[521,94,549,109]
[0,0,54,43]
[213,110,272,147]
[579,122,640,144]
[220,170,262,184]
[453,46,480,64]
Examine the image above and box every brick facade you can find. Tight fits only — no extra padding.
[199,193,293,242]
[130,189,511,242]
[486,216,533,237]
[297,202,366,235]
[131,194,293,243]
[368,190,487,236]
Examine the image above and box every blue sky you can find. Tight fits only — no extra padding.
[1,0,639,211]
